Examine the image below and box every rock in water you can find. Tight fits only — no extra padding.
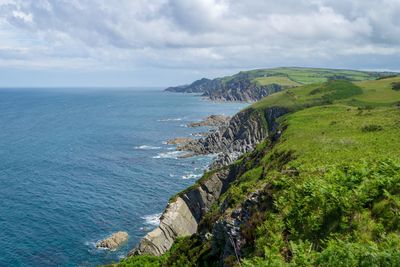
[165,137,193,145]
[187,115,230,128]
[96,231,129,250]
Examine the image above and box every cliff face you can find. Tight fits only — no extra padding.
[165,78,222,94]
[129,168,235,256]
[130,107,288,256]
[179,107,288,168]
[164,67,396,103]
[122,77,400,267]
[165,77,283,102]
[204,80,282,102]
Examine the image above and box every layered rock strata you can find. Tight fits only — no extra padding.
[97,231,129,250]
[130,106,288,257]
[179,107,288,168]
[165,78,283,102]
[129,169,234,256]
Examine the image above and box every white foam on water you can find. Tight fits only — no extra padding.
[152,151,185,159]
[84,241,96,248]
[141,213,162,226]
[117,253,126,260]
[134,145,161,150]
[157,118,183,122]
[181,172,202,180]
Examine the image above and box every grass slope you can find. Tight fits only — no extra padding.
[220,67,392,87]
[113,77,400,267]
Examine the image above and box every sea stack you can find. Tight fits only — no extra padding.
[96,231,129,250]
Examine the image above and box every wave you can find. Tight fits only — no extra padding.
[134,145,161,150]
[157,118,183,122]
[182,172,202,180]
[84,241,96,248]
[152,151,185,159]
[141,213,162,226]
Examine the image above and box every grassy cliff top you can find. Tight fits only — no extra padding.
[250,77,400,111]
[219,67,393,87]
[115,77,400,267]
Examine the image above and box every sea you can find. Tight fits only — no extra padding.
[0,88,246,267]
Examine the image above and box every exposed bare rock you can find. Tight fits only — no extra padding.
[129,106,289,258]
[191,132,209,137]
[178,107,289,168]
[166,137,193,145]
[165,76,283,102]
[96,231,129,250]
[188,115,230,128]
[210,187,273,263]
[129,169,234,256]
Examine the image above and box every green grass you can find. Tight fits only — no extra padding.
[354,77,400,105]
[222,104,400,266]
[216,67,390,88]
[115,77,400,266]
[253,76,301,87]
[275,105,400,166]
[251,78,400,112]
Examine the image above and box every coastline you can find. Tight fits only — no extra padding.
[124,97,281,259]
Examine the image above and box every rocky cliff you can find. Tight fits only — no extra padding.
[129,168,235,256]
[179,107,288,168]
[165,78,222,94]
[164,67,393,103]
[130,106,288,256]
[204,80,282,102]
[165,77,283,102]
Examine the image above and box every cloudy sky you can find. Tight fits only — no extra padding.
[0,0,399,87]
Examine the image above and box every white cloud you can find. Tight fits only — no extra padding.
[0,0,398,75]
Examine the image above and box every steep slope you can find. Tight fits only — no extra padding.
[114,77,400,267]
[165,67,393,102]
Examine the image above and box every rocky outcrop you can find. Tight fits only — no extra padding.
[130,168,235,256]
[204,81,282,102]
[210,188,271,262]
[179,107,288,168]
[129,106,288,258]
[97,231,129,250]
[166,137,193,145]
[188,115,230,128]
[165,78,222,94]
[165,77,283,102]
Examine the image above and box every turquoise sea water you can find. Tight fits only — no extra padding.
[0,89,246,267]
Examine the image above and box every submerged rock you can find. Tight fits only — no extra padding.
[96,231,129,250]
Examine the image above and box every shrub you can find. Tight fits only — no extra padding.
[392,82,400,91]
[115,255,163,267]
[361,124,383,132]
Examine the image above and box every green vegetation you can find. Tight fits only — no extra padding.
[220,67,390,87]
[250,77,400,111]
[392,82,400,91]
[253,76,300,87]
[353,77,400,105]
[115,76,400,266]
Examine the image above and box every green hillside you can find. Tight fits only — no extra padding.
[166,67,396,102]
[116,77,400,266]
[221,67,388,86]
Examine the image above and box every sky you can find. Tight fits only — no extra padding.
[0,0,399,87]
